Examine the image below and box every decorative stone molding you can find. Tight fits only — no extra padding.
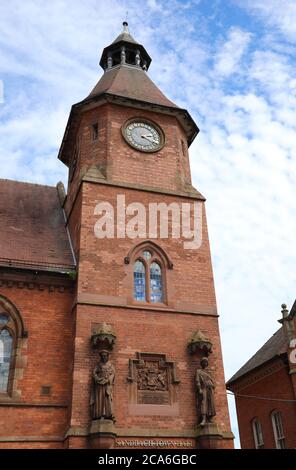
[127,352,180,407]
[0,274,74,292]
[188,330,212,356]
[124,240,174,270]
[89,419,117,449]
[195,423,223,449]
[91,322,116,351]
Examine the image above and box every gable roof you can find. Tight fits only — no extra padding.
[227,327,287,386]
[0,179,75,272]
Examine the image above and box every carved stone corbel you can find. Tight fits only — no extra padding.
[188,330,212,356]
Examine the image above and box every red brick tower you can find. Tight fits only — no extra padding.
[59,22,233,449]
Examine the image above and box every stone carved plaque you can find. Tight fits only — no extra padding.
[128,353,179,406]
[137,360,168,391]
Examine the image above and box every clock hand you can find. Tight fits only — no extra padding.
[141,134,158,144]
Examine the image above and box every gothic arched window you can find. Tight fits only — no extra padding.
[0,296,27,397]
[131,245,168,303]
[134,260,146,301]
[150,262,163,303]
[0,314,15,393]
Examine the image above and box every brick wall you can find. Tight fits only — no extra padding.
[233,358,296,449]
[0,282,74,448]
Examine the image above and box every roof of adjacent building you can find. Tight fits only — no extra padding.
[227,327,287,386]
[0,179,75,272]
[87,65,178,108]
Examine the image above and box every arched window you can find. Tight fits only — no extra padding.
[251,417,264,449]
[150,262,163,303]
[0,296,27,397]
[0,314,15,394]
[271,410,285,449]
[127,242,172,304]
[126,241,173,305]
[0,328,13,392]
[134,260,146,301]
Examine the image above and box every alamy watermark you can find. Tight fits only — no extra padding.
[94,195,203,249]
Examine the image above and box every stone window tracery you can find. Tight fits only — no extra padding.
[0,296,27,397]
[133,250,164,303]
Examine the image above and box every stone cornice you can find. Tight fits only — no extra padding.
[0,268,75,292]
[65,425,233,440]
[64,167,205,229]
[74,295,218,317]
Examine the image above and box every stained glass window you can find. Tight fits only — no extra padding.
[0,314,9,324]
[142,251,152,261]
[0,329,13,392]
[134,260,146,301]
[150,262,163,303]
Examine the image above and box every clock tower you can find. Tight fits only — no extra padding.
[58,22,234,449]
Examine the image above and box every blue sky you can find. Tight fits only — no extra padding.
[1,0,296,447]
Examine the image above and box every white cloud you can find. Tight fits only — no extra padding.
[147,0,163,12]
[0,0,296,448]
[236,0,296,41]
[214,27,252,77]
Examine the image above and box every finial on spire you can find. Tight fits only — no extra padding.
[122,21,129,33]
[281,304,288,317]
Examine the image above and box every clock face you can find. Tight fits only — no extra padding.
[122,119,165,152]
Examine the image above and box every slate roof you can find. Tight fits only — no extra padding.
[88,65,178,108]
[227,327,287,386]
[0,179,75,272]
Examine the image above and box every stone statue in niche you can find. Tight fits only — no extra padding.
[195,357,216,426]
[90,350,115,421]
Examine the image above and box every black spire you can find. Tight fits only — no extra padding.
[99,22,152,72]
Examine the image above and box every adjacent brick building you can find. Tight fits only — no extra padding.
[0,23,233,449]
[227,303,296,449]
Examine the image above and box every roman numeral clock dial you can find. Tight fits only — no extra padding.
[122,119,165,152]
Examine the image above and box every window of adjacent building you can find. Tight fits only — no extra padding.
[271,411,285,449]
[0,316,13,393]
[133,249,164,303]
[92,123,99,141]
[251,418,264,449]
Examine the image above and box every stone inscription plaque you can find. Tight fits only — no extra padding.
[138,390,170,405]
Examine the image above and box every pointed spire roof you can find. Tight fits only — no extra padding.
[111,22,137,45]
[87,65,177,108]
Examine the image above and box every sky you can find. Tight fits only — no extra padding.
[0,0,296,448]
